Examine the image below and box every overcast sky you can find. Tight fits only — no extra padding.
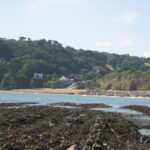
[0,0,150,57]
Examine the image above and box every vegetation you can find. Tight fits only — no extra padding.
[103,71,150,79]
[0,37,150,90]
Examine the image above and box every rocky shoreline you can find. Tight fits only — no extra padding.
[1,104,150,150]
[48,102,111,109]
[1,88,150,98]
[86,90,150,98]
[122,105,150,116]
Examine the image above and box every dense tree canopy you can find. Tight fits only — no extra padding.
[0,37,149,89]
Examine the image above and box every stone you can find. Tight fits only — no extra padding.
[92,143,104,150]
[86,139,94,147]
[67,144,77,150]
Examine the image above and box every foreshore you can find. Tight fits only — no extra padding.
[0,88,87,95]
[1,104,150,149]
[1,88,150,98]
[86,90,150,98]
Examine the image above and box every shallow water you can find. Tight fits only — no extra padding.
[93,107,142,114]
[0,91,150,114]
[139,129,150,136]
[122,113,150,128]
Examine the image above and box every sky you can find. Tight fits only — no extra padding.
[0,0,150,57]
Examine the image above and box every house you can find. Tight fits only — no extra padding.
[34,73,43,79]
[92,66,103,73]
[58,76,74,88]
[60,76,69,81]
[106,64,114,71]
[59,76,74,83]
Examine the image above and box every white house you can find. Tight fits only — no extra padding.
[60,76,74,83]
[58,76,74,88]
[34,73,43,79]
[60,76,69,81]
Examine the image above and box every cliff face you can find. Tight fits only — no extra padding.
[98,77,150,91]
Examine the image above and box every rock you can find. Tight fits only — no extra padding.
[82,146,91,150]
[0,105,150,149]
[92,143,104,150]
[96,117,102,124]
[94,123,100,129]
[48,121,55,127]
[66,122,72,128]
[7,146,21,150]
[95,138,103,145]
[85,139,94,147]
[67,144,77,150]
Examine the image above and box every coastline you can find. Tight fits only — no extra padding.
[86,89,150,98]
[1,88,150,98]
[0,88,87,95]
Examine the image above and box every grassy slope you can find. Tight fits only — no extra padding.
[97,71,150,91]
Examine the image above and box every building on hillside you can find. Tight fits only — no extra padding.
[59,76,74,83]
[58,76,74,88]
[105,64,114,71]
[60,76,69,81]
[34,73,43,79]
[92,66,103,73]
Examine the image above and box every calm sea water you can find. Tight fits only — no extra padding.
[0,91,150,114]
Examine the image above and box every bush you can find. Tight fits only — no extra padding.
[30,78,43,88]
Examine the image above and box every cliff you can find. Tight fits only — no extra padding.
[98,72,150,91]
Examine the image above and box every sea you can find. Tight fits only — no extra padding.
[0,91,150,114]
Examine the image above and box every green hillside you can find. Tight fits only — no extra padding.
[0,37,150,90]
[96,71,150,91]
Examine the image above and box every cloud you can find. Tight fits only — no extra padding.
[119,40,133,48]
[144,52,150,58]
[28,0,83,12]
[95,41,111,47]
[115,11,140,25]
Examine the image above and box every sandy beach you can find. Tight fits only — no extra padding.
[1,88,150,98]
[2,88,87,94]
[2,88,150,98]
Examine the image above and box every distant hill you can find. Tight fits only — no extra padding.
[96,71,150,91]
[0,37,150,90]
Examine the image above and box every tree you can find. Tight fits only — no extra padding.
[0,43,13,60]
[15,73,29,88]
[0,37,149,90]
[0,59,7,82]
[0,73,17,89]
[19,36,26,41]
[21,59,49,78]
[30,78,43,88]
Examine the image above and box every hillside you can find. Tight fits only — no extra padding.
[0,37,150,90]
[97,71,150,91]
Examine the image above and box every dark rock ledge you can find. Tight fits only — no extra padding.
[0,105,150,150]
